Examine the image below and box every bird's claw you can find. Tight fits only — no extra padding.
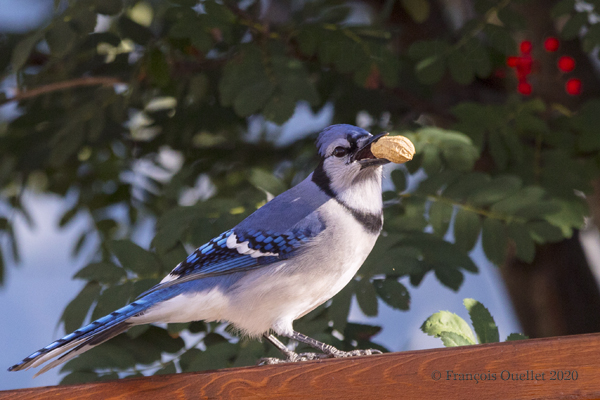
[328,348,383,358]
[257,349,382,365]
[257,352,331,365]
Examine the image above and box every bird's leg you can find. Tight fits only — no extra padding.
[257,331,383,365]
[257,333,330,365]
[288,331,383,358]
[262,333,297,361]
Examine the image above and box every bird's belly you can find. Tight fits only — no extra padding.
[135,214,380,337]
[223,228,379,336]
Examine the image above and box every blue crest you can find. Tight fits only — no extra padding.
[315,124,371,157]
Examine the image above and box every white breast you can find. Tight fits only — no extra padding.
[132,200,380,338]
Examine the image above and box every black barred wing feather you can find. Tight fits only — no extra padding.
[141,228,317,295]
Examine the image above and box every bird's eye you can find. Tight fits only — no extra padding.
[332,147,349,157]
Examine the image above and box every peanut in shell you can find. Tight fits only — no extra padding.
[371,135,415,164]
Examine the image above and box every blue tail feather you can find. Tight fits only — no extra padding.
[7,287,179,373]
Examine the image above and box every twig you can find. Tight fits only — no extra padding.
[0,76,124,106]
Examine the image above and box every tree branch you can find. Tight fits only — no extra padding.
[0,76,124,106]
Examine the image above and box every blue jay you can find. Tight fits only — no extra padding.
[9,124,395,375]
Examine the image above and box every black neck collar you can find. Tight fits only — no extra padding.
[311,160,383,234]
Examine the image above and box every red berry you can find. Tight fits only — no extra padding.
[516,57,533,78]
[544,37,560,52]
[565,78,582,95]
[518,81,532,95]
[507,56,519,67]
[558,56,576,72]
[520,40,532,54]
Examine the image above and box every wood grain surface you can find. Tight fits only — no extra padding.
[3,332,600,399]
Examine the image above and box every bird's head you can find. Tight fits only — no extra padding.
[313,124,389,203]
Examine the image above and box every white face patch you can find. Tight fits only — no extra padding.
[322,148,384,215]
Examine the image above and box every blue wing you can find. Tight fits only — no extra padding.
[141,226,319,296]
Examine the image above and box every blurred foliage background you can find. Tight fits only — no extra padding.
[2,0,600,384]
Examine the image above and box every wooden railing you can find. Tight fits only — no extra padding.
[2,332,600,399]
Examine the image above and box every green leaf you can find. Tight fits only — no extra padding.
[61,282,102,333]
[155,361,176,375]
[391,169,407,192]
[463,298,499,344]
[344,323,382,342]
[61,343,137,372]
[429,201,453,237]
[219,46,268,107]
[481,218,507,265]
[187,341,239,371]
[420,310,476,344]
[434,267,464,291]
[444,172,491,201]
[147,48,170,87]
[447,48,474,85]
[490,186,545,216]
[11,32,43,71]
[46,22,77,58]
[94,0,123,15]
[387,197,428,232]
[507,222,536,263]
[453,209,481,252]
[401,0,430,23]
[167,322,190,335]
[118,16,153,45]
[551,0,575,18]
[109,240,161,277]
[488,132,507,170]
[132,278,161,299]
[483,24,516,54]
[409,40,447,60]
[497,7,527,30]
[360,236,421,277]
[72,232,88,257]
[140,325,185,354]
[297,26,320,56]
[415,55,445,84]
[262,95,296,125]
[416,170,461,195]
[59,207,79,227]
[249,168,286,196]
[328,284,353,332]
[421,145,442,173]
[126,324,149,339]
[468,175,522,207]
[401,233,478,273]
[355,279,378,317]
[526,221,565,244]
[467,41,491,78]
[203,1,236,24]
[74,262,127,284]
[60,371,100,385]
[440,331,473,347]
[372,279,410,310]
[233,81,276,117]
[506,333,528,341]
[180,348,203,372]
[91,282,133,320]
[561,12,587,40]
[60,371,119,384]
[544,199,586,237]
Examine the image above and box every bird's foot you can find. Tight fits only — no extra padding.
[257,349,382,365]
[326,348,383,358]
[257,352,330,365]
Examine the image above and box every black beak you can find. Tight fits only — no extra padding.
[351,132,390,168]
